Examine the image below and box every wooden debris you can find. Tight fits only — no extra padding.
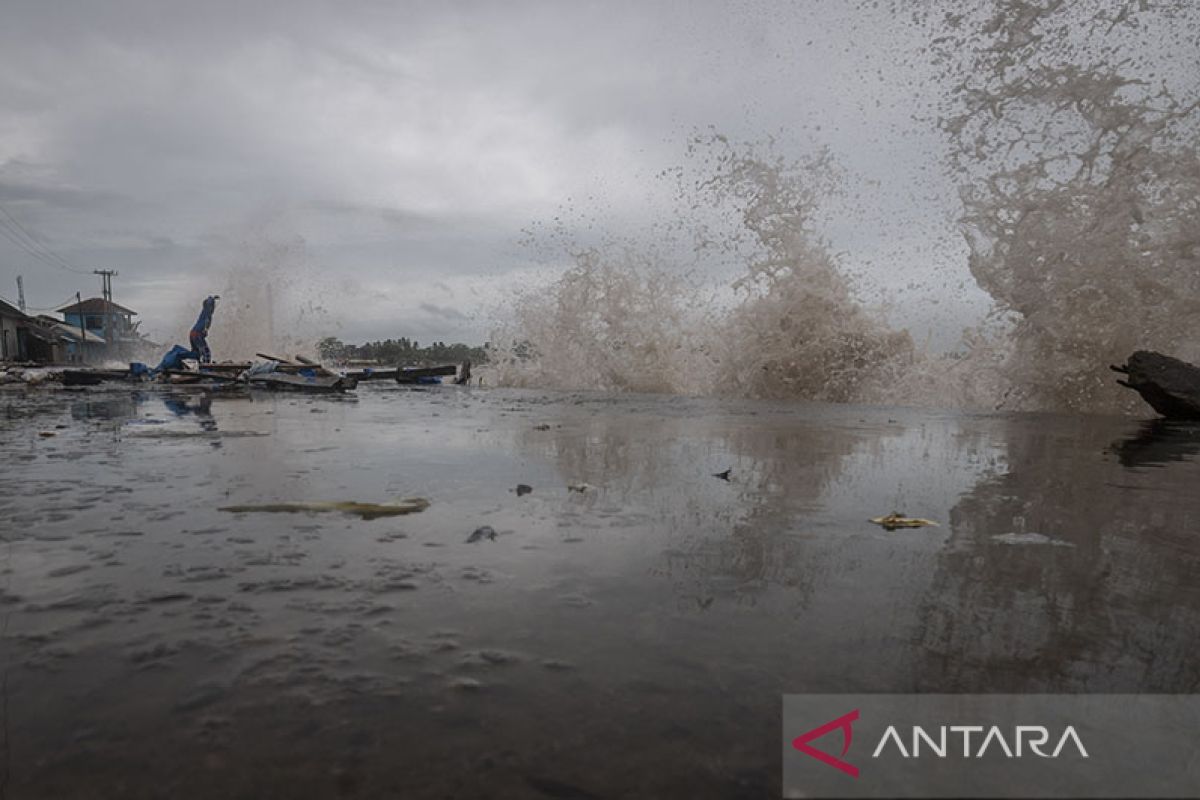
[245,372,353,392]
[1112,350,1200,419]
[219,498,431,520]
[869,513,940,530]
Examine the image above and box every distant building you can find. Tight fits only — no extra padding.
[57,297,143,361]
[58,297,137,340]
[1,295,151,365]
[0,298,80,363]
[0,297,26,361]
[35,315,106,363]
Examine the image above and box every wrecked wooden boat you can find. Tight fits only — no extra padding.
[62,368,136,386]
[1112,350,1200,419]
[160,369,244,387]
[246,371,355,392]
[343,362,468,384]
[397,364,458,384]
[342,367,402,382]
[243,355,357,392]
[57,354,364,394]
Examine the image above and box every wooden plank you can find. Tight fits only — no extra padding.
[191,363,251,373]
[247,372,350,392]
[345,367,399,381]
[255,352,298,365]
[396,364,458,383]
[163,369,242,383]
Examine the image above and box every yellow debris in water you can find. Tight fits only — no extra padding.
[219,498,430,520]
[869,513,940,530]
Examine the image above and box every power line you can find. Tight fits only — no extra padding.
[0,214,86,275]
[0,204,84,273]
[0,203,88,275]
[0,217,84,275]
[20,293,84,314]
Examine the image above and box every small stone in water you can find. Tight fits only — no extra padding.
[467,526,497,543]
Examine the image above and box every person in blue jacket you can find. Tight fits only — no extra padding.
[189,295,218,363]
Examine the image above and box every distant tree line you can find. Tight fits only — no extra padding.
[317,336,489,366]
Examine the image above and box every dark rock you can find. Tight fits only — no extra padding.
[1112,351,1200,418]
[467,525,497,543]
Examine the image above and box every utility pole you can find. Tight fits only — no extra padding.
[75,291,86,364]
[93,269,118,346]
[16,275,25,313]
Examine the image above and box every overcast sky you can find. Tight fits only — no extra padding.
[0,0,983,348]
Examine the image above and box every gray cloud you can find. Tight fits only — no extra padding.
[419,303,469,322]
[0,0,1003,345]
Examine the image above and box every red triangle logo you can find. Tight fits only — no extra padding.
[791,709,860,778]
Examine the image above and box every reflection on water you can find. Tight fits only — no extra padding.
[1,387,1198,797]
[69,392,144,422]
[1110,418,1200,469]
[162,393,218,432]
[919,415,1200,693]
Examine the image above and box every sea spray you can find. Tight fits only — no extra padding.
[694,137,916,403]
[189,229,338,362]
[493,2,1200,416]
[491,136,918,404]
[926,0,1200,413]
[489,243,717,394]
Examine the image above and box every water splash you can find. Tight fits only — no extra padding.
[489,243,716,394]
[695,138,916,404]
[179,229,338,362]
[492,135,915,403]
[929,0,1200,413]
[493,2,1200,416]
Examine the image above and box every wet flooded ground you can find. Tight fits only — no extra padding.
[2,384,1199,798]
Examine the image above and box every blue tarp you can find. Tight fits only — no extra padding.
[152,344,196,375]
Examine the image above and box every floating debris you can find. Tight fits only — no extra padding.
[869,513,940,530]
[991,532,1075,548]
[516,484,533,496]
[567,483,593,493]
[712,468,731,481]
[219,498,430,520]
[467,525,497,543]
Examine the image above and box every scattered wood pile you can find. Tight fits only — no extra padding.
[45,353,471,394]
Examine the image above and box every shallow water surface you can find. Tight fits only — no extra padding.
[2,385,1199,798]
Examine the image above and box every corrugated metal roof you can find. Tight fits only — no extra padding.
[23,325,59,343]
[0,297,26,319]
[44,322,106,344]
[56,297,138,316]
